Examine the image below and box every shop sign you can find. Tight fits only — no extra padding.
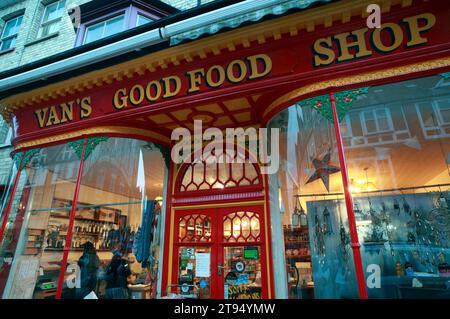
[111,54,272,110]
[15,3,449,138]
[313,13,436,67]
[34,96,92,128]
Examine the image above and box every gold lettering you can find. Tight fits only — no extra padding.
[206,65,225,88]
[313,37,335,66]
[113,88,128,110]
[34,108,48,128]
[162,76,181,98]
[129,85,145,105]
[80,96,92,118]
[372,22,403,52]
[402,13,436,47]
[186,68,205,93]
[145,80,162,101]
[46,106,60,126]
[227,59,247,83]
[60,102,74,123]
[334,28,372,62]
[247,54,272,79]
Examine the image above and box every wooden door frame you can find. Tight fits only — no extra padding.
[170,204,268,299]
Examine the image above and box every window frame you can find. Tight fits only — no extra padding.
[38,0,66,39]
[0,14,23,52]
[360,107,394,136]
[82,12,127,45]
[434,99,450,126]
[74,6,160,47]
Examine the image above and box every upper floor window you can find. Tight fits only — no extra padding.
[38,0,66,38]
[0,15,23,51]
[74,0,177,47]
[84,14,125,44]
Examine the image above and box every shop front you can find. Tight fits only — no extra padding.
[0,0,449,299]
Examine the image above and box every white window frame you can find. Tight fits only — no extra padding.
[0,15,23,51]
[416,99,450,139]
[434,99,450,126]
[38,0,66,38]
[83,13,126,45]
[360,107,394,135]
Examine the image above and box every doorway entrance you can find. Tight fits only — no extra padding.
[173,205,267,299]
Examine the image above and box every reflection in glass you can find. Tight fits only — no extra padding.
[0,144,80,299]
[63,138,166,299]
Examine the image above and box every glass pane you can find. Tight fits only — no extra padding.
[104,15,125,38]
[343,75,450,299]
[223,246,262,299]
[43,0,65,22]
[63,138,166,299]
[178,214,211,243]
[39,21,59,38]
[437,100,450,124]
[176,246,210,299]
[0,37,15,51]
[84,22,104,44]
[366,119,376,133]
[268,103,353,299]
[2,17,20,38]
[136,15,153,27]
[0,144,80,299]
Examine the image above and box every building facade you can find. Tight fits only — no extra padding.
[0,0,449,299]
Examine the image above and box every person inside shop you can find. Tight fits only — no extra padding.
[104,250,131,299]
[76,241,100,299]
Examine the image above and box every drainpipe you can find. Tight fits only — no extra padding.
[329,92,368,299]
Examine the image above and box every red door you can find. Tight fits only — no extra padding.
[172,205,267,299]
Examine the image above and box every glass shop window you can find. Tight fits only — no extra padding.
[268,73,450,299]
[0,145,80,299]
[344,75,450,299]
[62,138,166,299]
[38,0,66,38]
[0,15,23,51]
[268,105,356,299]
[83,14,125,44]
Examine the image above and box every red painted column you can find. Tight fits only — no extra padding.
[0,152,24,243]
[329,92,368,299]
[55,137,88,299]
[161,153,174,296]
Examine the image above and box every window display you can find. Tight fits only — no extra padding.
[268,74,450,299]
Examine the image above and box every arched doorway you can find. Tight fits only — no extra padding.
[167,150,271,299]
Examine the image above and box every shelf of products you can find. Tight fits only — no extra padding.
[283,224,314,299]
